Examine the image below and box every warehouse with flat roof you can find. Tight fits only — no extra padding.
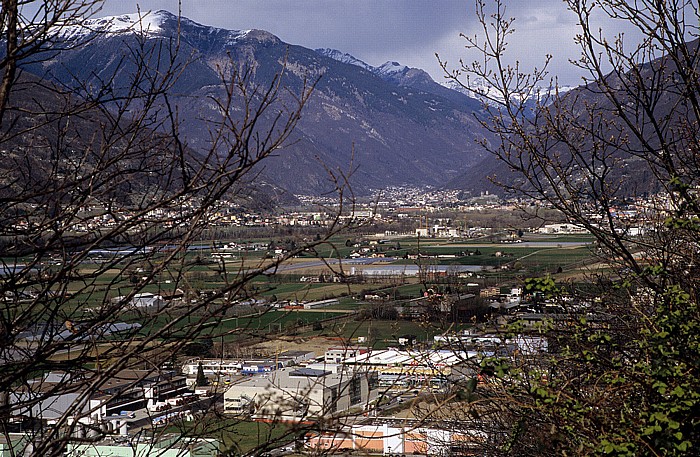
[224,367,377,422]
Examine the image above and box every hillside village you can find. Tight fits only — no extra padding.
[40,186,664,244]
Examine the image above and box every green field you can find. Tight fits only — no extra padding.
[165,418,295,455]
[23,232,599,353]
[134,308,351,342]
[305,317,463,349]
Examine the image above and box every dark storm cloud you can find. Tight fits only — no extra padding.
[95,0,629,86]
[97,1,473,58]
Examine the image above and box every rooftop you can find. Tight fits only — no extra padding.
[342,349,471,367]
[229,367,359,391]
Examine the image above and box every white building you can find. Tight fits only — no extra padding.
[340,349,472,390]
[182,359,242,376]
[537,223,588,234]
[110,292,164,308]
[324,346,369,364]
[303,298,339,309]
[223,367,377,422]
[415,225,464,238]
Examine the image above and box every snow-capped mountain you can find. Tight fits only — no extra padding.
[317,49,417,82]
[9,10,669,198]
[317,47,574,109]
[316,48,484,111]
[375,61,409,77]
[55,11,253,46]
[56,12,168,41]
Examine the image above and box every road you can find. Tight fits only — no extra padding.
[264,257,397,273]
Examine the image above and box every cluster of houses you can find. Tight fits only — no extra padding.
[53,185,668,240]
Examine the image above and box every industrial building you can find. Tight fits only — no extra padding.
[182,351,315,377]
[340,348,475,390]
[10,370,189,429]
[224,367,377,422]
[324,346,369,364]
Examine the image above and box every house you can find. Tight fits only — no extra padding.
[110,292,164,309]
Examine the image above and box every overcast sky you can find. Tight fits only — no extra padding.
[93,1,638,86]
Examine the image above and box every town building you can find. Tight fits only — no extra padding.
[182,359,241,377]
[0,434,30,457]
[537,223,588,234]
[182,351,315,379]
[110,292,165,309]
[324,346,369,364]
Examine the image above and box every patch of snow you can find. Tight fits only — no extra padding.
[315,48,373,72]
[55,10,252,47]
[375,61,408,76]
[441,77,575,107]
[225,29,251,45]
[56,10,169,41]
[322,103,343,121]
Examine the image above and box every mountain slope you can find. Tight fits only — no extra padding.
[21,11,492,195]
[444,39,700,197]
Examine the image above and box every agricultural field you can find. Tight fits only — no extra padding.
[306,318,457,349]
[165,418,295,455]
[19,230,601,363]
